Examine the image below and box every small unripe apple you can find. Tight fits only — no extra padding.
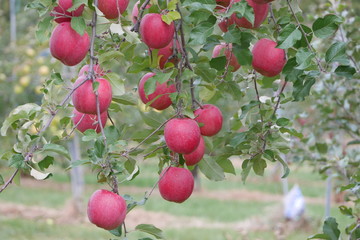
[183,136,205,166]
[72,75,113,114]
[158,167,194,203]
[164,118,201,154]
[72,109,107,133]
[87,189,127,230]
[212,43,241,72]
[131,1,151,24]
[231,0,269,29]
[50,22,90,66]
[78,64,105,77]
[138,72,176,110]
[51,0,85,23]
[252,0,274,3]
[252,38,286,77]
[194,104,223,137]
[155,41,179,69]
[98,0,129,19]
[139,13,175,49]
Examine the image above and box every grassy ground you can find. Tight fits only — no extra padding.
[0,161,352,240]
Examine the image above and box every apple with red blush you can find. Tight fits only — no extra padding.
[212,43,241,72]
[183,136,205,166]
[138,72,176,110]
[158,167,194,203]
[194,104,223,137]
[252,38,286,77]
[87,189,127,230]
[51,0,85,23]
[98,0,129,19]
[72,75,113,114]
[72,109,107,133]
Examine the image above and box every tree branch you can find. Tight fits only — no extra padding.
[0,169,19,193]
[131,0,151,32]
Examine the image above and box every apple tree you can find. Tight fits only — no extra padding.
[0,0,358,238]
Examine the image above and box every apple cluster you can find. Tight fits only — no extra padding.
[213,0,286,77]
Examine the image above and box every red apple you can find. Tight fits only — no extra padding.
[164,118,201,154]
[49,22,90,66]
[183,136,205,166]
[72,75,113,114]
[194,104,223,136]
[131,1,151,24]
[252,0,274,3]
[87,189,126,230]
[139,13,175,49]
[51,0,85,23]
[138,72,176,110]
[155,41,179,69]
[231,0,269,29]
[158,167,194,203]
[252,38,286,77]
[212,43,241,72]
[78,64,105,77]
[72,109,107,133]
[98,0,129,19]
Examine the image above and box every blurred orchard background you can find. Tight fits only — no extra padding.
[0,0,359,239]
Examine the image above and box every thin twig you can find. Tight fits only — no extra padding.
[252,71,263,123]
[131,0,151,32]
[123,115,176,157]
[143,144,167,158]
[287,0,325,72]
[0,169,19,193]
[269,3,281,34]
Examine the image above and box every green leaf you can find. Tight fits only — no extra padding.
[282,57,304,82]
[276,118,290,127]
[135,224,164,239]
[104,126,121,145]
[66,159,91,170]
[109,225,122,237]
[277,24,302,49]
[230,132,247,147]
[292,75,316,101]
[312,14,342,39]
[189,20,215,45]
[347,140,360,145]
[240,101,259,119]
[182,0,216,13]
[276,155,290,178]
[323,217,340,240]
[161,11,181,25]
[167,0,178,10]
[194,63,217,83]
[198,155,225,181]
[30,167,52,180]
[82,129,98,141]
[241,159,252,183]
[316,143,328,154]
[338,205,353,217]
[38,156,54,171]
[307,233,329,239]
[216,156,236,175]
[253,157,267,176]
[144,71,174,95]
[209,56,227,71]
[335,65,356,78]
[41,144,71,160]
[9,154,26,169]
[94,140,105,158]
[0,174,3,185]
[67,0,87,11]
[1,103,41,136]
[295,48,315,70]
[112,94,138,106]
[71,17,86,36]
[36,16,53,43]
[227,1,254,24]
[106,72,125,95]
[325,42,348,65]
